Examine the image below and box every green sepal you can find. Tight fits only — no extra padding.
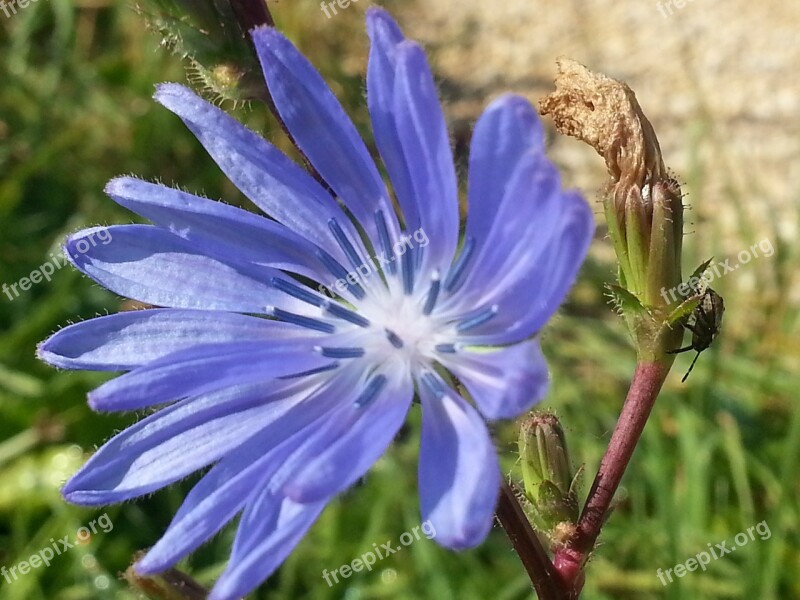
[666,294,702,328]
[607,283,646,316]
[688,257,714,283]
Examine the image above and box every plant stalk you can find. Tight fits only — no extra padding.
[227,0,332,192]
[553,360,670,596]
[496,479,569,600]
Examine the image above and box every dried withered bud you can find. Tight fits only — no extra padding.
[540,58,685,362]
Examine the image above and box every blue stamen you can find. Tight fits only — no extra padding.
[316,249,365,300]
[267,306,336,334]
[385,329,404,348]
[354,375,388,408]
[456,304,498,333]
[271,277,325,307]
[323,301,371,328]
[402,241,415,295]
[375,210,396,275]
[414,243,424,271]
[317,346,365,359]
[421,372,446,398]
[422,271,441,315]
[278,362,340,380]
[328,218,364,273]
[444,237,476,292]
[435,343,457,353]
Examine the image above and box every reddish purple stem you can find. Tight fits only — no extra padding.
[554,361,670,596]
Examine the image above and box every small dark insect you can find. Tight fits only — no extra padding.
[668,287,725,382]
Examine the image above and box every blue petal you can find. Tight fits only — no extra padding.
[106,177,332,282]
[37,309,316,371]
[392,41,459,276]
[209,493,326,600]
[439,339,549,420]
[62,379,313,505]
[366,8,420,231]
[277,369,413,503]
[136,369,358,574]
[467,95,544,251]
[457,189,594,344]
[135,448,288,575]
[451,151,564,305]
[417,376,500,550]
[87,341,332,412]
[252,27,402,250]
[154,84,362,267]
[440,146,594,343]
[66,225,307,313]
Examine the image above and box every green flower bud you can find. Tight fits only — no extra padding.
[125,554,208,600]
[135,0,269,104]
[122,552,209,600]
[518,412,580,548]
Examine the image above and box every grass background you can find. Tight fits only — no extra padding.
[1,1,798,599]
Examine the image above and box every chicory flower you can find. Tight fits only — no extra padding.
[38,9,593,599]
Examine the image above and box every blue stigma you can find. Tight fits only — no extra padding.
[323,301,370,328]
[278,362,340,380]
[328,218,365,273]
[456,304,498,333]
[402,240,415,294]
[375,210,396,276]
[422,271,441,315]
[354,375,388,408]
[317,346,366,359]
[434,343,457,353]
[385,329,404,348]
[420,372,446,398]
[315,248,365,300]
[444,236,476,292]
[271,277,326,307]
[267,306,336,334]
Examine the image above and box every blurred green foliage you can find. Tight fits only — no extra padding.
[1,1,798,599]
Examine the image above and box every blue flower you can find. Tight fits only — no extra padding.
[38,8,593,599]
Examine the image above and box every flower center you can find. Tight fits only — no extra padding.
[360,290,443,366]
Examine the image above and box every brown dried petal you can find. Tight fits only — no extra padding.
[539,58,666,188]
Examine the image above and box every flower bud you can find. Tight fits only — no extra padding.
[125,553,208,600]
[518,412,580,547]
[136,0,269,104]
[540,58,686,362]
